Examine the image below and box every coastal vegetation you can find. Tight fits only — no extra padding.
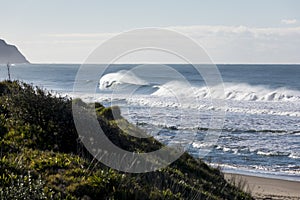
[0,80,252,199]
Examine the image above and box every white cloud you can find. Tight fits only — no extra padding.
[168,25,300,37]
[281,19,297,25]
[19,25,300,63]
[167,25,300,63]
[45,33,115,38]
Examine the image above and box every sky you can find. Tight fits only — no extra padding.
[1,0,300,63]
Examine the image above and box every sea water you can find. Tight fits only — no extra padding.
[1,63,299,181]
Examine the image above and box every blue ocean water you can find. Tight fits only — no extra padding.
[1,63,299,181]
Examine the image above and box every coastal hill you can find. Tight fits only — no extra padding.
[0,39,29,64]
[0,81,252,199]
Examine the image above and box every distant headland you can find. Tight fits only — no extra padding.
[0,39,29,64]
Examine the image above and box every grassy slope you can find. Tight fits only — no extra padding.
[0,81,252,200]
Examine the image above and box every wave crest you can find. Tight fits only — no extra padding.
[99,70,300,102]
[99,70,149,90]
[153,82,300,102]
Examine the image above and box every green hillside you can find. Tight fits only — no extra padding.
[0,80,252,200]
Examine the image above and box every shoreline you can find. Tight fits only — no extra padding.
[221,168,300,182]
[208,163,300,182]
[224,173,300,199]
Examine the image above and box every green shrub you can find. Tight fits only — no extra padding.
[0,114,7,137]
[0,172,59,200]
[99,106,122,120]
[0,81,78,153]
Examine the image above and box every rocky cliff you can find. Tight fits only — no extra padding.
[0,39,29,64]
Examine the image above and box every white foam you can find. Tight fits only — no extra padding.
[153,82,300,102]
[289,152,300,159]
[257,151,290,156]
[192,142,216,149]
[208,163,300,181]
[98,70,300,102]
[152,81,194,97]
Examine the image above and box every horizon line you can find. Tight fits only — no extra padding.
[21,62,300,65]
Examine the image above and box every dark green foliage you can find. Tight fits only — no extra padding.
[0,171,60,200]
[99,106,122,120]
[0,114,6,137]
[0,81,77,153]
[0,81,253,200]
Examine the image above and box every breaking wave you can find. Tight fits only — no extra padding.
[153,82,300,102]
[99,70,300,102]
[99,70,149,90]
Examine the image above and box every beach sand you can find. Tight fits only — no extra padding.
[225,173,300,200]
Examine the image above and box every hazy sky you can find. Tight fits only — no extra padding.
[1,0,300,63]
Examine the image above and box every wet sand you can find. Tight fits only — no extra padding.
[225,173,300,200]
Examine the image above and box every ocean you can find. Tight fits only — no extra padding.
[1,63,299,181]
